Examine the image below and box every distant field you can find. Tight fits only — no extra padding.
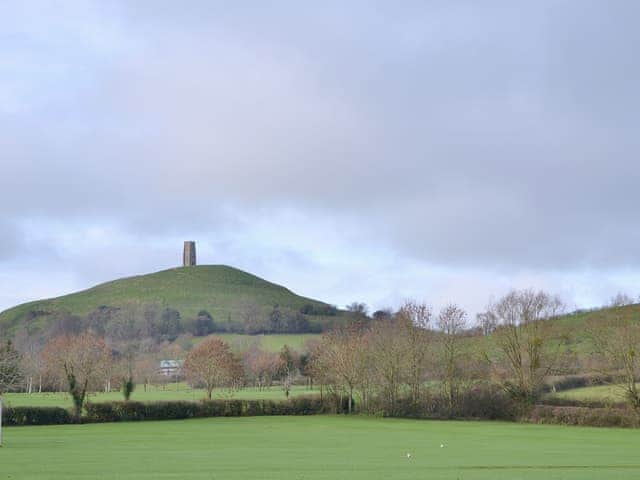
[2,384,319,408]
[204,333,320,352]
[2,416,640,479]
[551,384,628,402]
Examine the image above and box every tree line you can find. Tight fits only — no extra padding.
[2,288,640,420]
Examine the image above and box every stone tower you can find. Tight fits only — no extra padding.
[183,241,196,266]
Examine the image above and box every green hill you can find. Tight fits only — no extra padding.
[0,265,343,335]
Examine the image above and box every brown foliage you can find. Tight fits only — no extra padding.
[183,337,243,399]
[41,332,111,417]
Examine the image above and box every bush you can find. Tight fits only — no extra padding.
[378,386,518,421]
[2,406,73,426]
[527,405,640,428]
[84,396,344,423]
[85,401,200,422]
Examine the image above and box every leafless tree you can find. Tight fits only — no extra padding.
[476,311,498,336]
[396,301,432,404]
[589,314,640,412]
[41,332,111,418]
[437,304,468,408]
[609,292,635,308]
[487,289,566,404]
[183,337,242,399]
[369,319,409,413]
[317,325,367,413]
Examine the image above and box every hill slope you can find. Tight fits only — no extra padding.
[0,265,341,334]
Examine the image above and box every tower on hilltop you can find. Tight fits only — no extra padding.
[183,241,196,266]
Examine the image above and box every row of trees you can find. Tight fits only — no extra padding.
[2,288,640,419]
[16,301,337,346]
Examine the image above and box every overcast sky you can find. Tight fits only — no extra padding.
[2,1,640,317]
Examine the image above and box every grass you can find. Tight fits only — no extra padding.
[2,384,319,408]
[2,416,640,479]
[551,384,628,402]
[0,265,342,333]
[206,333,319,352]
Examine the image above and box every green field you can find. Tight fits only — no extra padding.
[2,384,319,408]
[209,333,319,352]
[551,384,628,402]
[2,416,640,479]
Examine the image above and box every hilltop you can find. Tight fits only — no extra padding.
[0,265,345,336]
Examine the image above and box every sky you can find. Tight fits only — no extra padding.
[1,1,640,318]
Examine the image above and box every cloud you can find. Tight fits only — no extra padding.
[1,1,639,314]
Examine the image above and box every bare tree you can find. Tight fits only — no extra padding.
[237,298,265,334]
[589,314,640,412]
[476,311,498,336]
[396,301,432,404]
[183,337,242,400]
[369,319,409,413]
[318,325,366,413]
[437,304,468,409]
[243,345,280,390]
[488,289,565,404]
[41,332,111,419]
[609,292,635,308]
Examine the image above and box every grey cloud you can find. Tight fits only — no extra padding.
[1,1,640,312]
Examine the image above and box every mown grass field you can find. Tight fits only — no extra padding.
[2,384,318,408]
[2,416,640,479]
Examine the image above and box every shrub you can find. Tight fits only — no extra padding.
[527,405,640,428]
[85,401,200,422]
[83,396,343,423]
[2,406,73,426]
[377,386,518,421]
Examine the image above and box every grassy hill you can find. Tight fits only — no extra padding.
[0,265,343,334]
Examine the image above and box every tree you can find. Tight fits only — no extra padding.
[396,301,432,404]
[0,339,22,446]
[346,302,369,319]
[476,311,497,336]
[369,319,409,413]
[238,298,266,334]
[488,289,565,404]
[372,309,393,321]
[183,337,242,400]
[117,342,137,401]
[609,292,635,308]
[436,304,468,409]
[589,312,640,412]
[192,310,216,336]
[243,345,280,390]
[278,345,298,398]
[41,332,111,418]
[134,357,160,392]
[155,309,183,341]
[319,325,366,413]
